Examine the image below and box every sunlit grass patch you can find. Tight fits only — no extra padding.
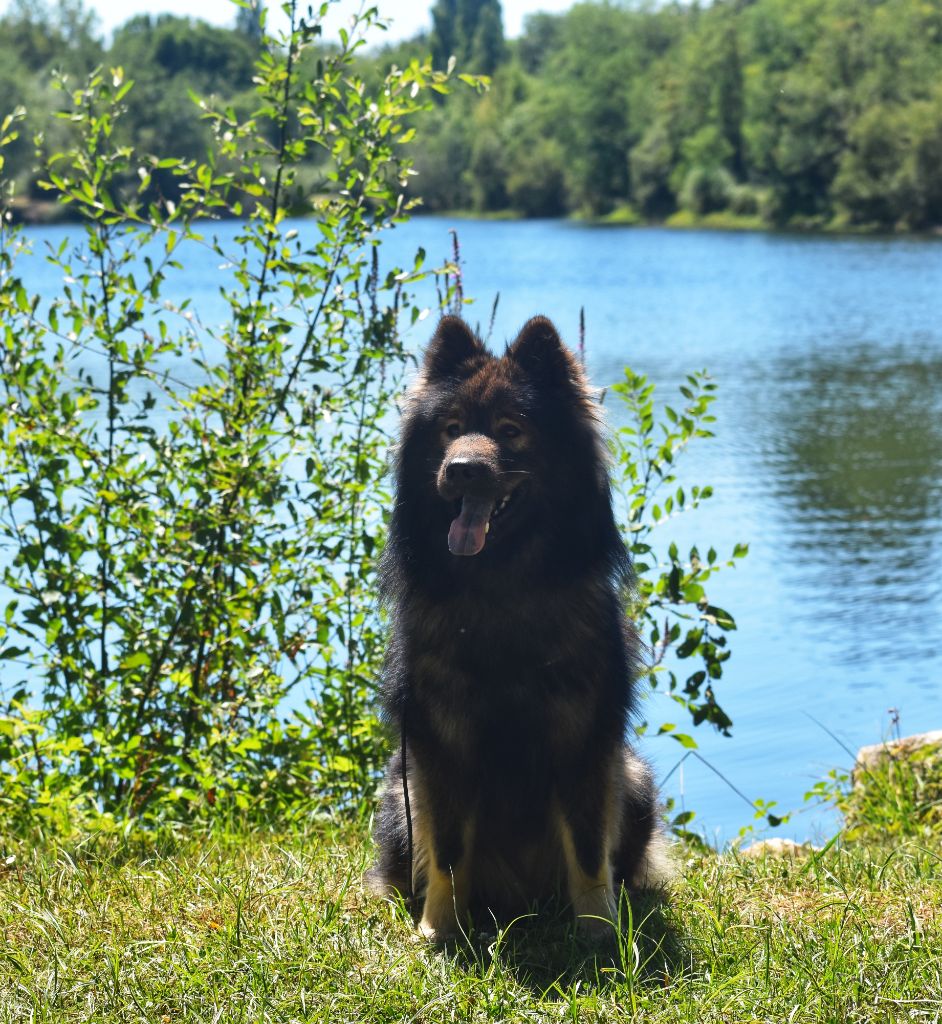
[1,817,940,1023]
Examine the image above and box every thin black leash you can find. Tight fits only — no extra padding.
[400,711,414,901]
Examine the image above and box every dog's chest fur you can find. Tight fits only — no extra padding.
[399,586,627,774]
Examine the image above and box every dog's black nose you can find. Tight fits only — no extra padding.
[441,457,499,499]
[437,433,501,500]
[445,458,487,484]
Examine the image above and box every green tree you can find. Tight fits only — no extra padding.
[104,15,257,203]
[516,12,561,75]
[534,4,639,215]
[0,0,102,197]
[901,91,942,228]
[712,24,745,179]
[11,0,942,229]
[832,103,909,227]
[467,126,508,211]
[679,165,735,216]
[431,0,505,75]
[1,0,101,73]
[408,97,475,211]
[505,134,566,217]
[234,0,264,46]
[630,120,676,218]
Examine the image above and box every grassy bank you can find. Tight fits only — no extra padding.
[2,818,940,1023]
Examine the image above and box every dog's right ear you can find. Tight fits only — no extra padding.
[423,317,484,381]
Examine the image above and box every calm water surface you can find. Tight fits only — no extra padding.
[13,217,942,843]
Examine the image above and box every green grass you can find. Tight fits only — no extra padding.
[664,209,767,232]
[836,743,942,843]
[427,207,526,221]
[2,817,940,1023]
[584,203,643,226]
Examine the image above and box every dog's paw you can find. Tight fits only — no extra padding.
[417,917,457,944]
[575,911,617,941]
[572,887,618,941]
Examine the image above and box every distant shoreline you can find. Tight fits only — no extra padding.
[8,197,74,226]
[9,195,942,239]
[426,206,942,238]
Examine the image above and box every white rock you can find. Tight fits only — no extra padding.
[740,837,820,859]
[854,730,942,775]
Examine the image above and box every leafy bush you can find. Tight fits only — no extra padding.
[728,183,763,218]
[609,367,757,832]
[678,165,735,216]
[612,369,745,736]
[0,2,461,828]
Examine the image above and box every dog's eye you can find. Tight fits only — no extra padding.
[498,423,522,440]
[444,422,462,439]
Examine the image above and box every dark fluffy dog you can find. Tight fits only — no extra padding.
[366,315,663,940]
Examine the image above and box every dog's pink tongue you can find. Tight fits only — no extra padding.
[448,496,494,556]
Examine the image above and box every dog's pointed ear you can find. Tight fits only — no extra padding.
[423,317,485,381]
[507,316,576,389]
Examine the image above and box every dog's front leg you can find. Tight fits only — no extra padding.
[556,782,618,939]
[416,788,474,942]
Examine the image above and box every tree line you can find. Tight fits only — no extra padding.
[4,0,942,231]
[0,0,261,219]
[404,0,942,229]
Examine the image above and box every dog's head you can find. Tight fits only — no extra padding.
[398,316,608,561]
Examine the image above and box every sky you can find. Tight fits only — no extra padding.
[5,0,577,41]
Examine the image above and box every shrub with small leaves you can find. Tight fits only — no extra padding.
[0,1,478,828]
[609,367,766,832]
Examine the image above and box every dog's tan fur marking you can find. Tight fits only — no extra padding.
[556,809,617,938]
[417,818,474,942]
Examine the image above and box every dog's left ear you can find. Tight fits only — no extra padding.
[507,316,577,389]
[423,316,485,381]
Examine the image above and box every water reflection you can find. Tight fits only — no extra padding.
[759,344,942,663]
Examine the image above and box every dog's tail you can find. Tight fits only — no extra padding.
[617,749,675,891]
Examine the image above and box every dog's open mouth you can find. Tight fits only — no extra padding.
[448,488,520,556]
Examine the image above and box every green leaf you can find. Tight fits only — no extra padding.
[119,651,150,670]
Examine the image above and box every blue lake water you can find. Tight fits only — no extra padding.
[10,216,942,845]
